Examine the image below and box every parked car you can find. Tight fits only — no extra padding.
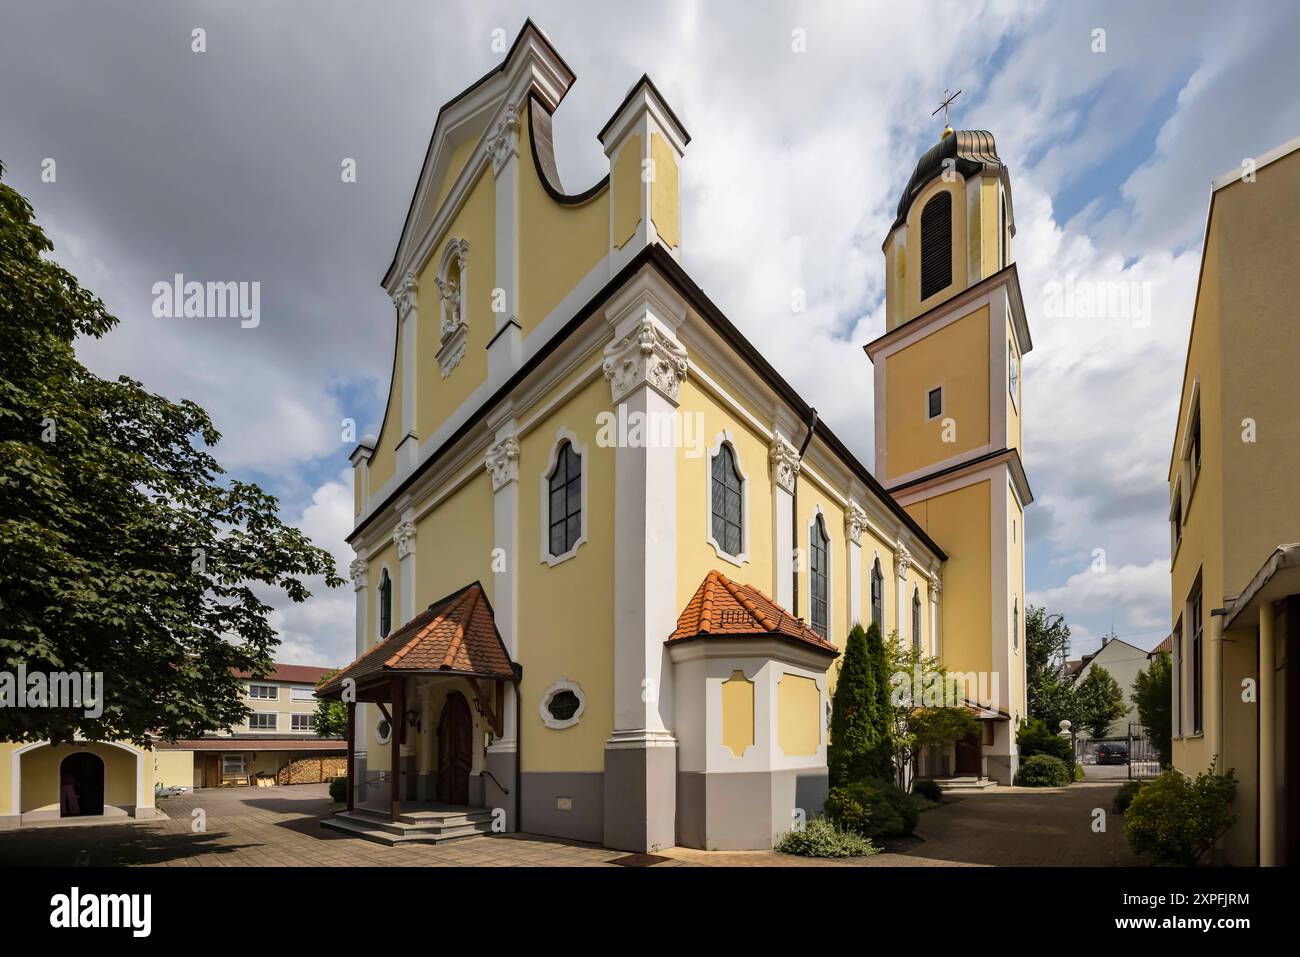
[1095,742,1130,765]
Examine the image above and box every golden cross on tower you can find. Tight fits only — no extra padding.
[932,88,961,137]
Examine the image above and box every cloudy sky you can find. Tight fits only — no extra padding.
[3,0,1298,666]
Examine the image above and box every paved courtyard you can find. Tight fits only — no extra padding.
[0,781,1139,867]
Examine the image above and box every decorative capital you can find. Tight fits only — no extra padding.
[845,501,869,546]
[487,101,520,176]
[928,572,942,600]
[349,557,369,591]
[393,521,417,559]
[485,434,521,491]
[768,435,801,494]
[394,272,418,319]
[894,543,913,578]
[601,317,688,405]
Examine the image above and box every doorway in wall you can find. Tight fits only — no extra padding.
[59,752,105,816]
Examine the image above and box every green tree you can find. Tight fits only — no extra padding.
[1025,604,1076,727]
[313,670,348,738]
[829,623,892,785]
[0,164,344,746]
[883,637,978,785]
[1075,665,1127,739]
[1132,651,1173,767]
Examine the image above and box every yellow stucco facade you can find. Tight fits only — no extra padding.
[1168,138,1300,866]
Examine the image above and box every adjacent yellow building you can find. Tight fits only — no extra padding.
[324,20,1031,852]
[1167,134,1300,866]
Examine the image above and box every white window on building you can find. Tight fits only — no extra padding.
[222,754,246,776]
[291,714,315,732]
[248,683,277,700]
[290,686,316,702]
[249,712,277,731]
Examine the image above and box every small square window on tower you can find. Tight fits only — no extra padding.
[927,386,943,420]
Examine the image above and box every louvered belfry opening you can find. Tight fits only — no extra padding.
[920,191,953,301]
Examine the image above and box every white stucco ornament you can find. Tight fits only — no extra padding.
[601,317,688,405]
[393,521,417,559]
[485,434,521,491]
[768,435,801,494]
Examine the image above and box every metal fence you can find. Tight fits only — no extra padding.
[1074,724,1161,780]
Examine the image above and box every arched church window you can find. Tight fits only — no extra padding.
[810,515,829,638]
[920,191,953,300]
[710,443,743,558]
[870,558,884,633]
[547,441,583,558]
[378,568,392,638]
[912,588,922,651]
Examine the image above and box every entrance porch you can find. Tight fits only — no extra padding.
[316,582,520,843]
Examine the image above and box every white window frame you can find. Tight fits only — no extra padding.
[247,683,277,700]
[539,677,586,730]
[290,713,315,732]
[807,506,833,644]
[248,712,277,731]
[376,564,394,644]
[1178,378,1202,503]
[539,428,588,567]
[705,430,749,567]
[1169,477,1183,558]
[290,686,316,702]
[222,753,246,776]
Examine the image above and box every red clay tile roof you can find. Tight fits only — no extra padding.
[232,663,338,685]
[1149,633,1174,657]
[318,582,515,697]
[668,570,839,656]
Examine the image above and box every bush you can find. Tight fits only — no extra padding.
[1016,717,1074,763]
[912,778,943,803]
[825,777,920,840]
[776,817,879,858]
[328,776,348,804]
[1074,763,1085,782]
[1113,780,1143,815]
[1014,754,1073,787]
[1125,768,1237,866]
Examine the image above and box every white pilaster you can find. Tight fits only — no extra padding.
[601,273,688,739]
[394,515,417,624]
[769,434,800,610]
[394,273,420,472]
[485,424,521,752]
[845,502,868,630]
[894,543,913,644]
[928,572,942,658]
[487,101,523,384]
[349,556,369,758]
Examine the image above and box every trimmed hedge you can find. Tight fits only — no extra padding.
[825,777,920,840]
[1014,754,1073,787]
[1016,717,1074,763]
[1125,768,1237,866]
[776,817,879,858]
[328,776,348,804]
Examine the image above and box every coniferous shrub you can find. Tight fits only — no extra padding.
[829,623,893,785]
[912,778,943,803]
[328,776,348,804]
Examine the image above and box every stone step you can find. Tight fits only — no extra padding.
[350,806,493,831]
[935,776,996,791]
[321,813,492,846]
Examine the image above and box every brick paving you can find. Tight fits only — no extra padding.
[0,781,1139,867]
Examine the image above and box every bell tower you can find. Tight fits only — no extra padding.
[864,112,1033,785]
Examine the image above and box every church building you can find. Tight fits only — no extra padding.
[319,20,1031,852]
